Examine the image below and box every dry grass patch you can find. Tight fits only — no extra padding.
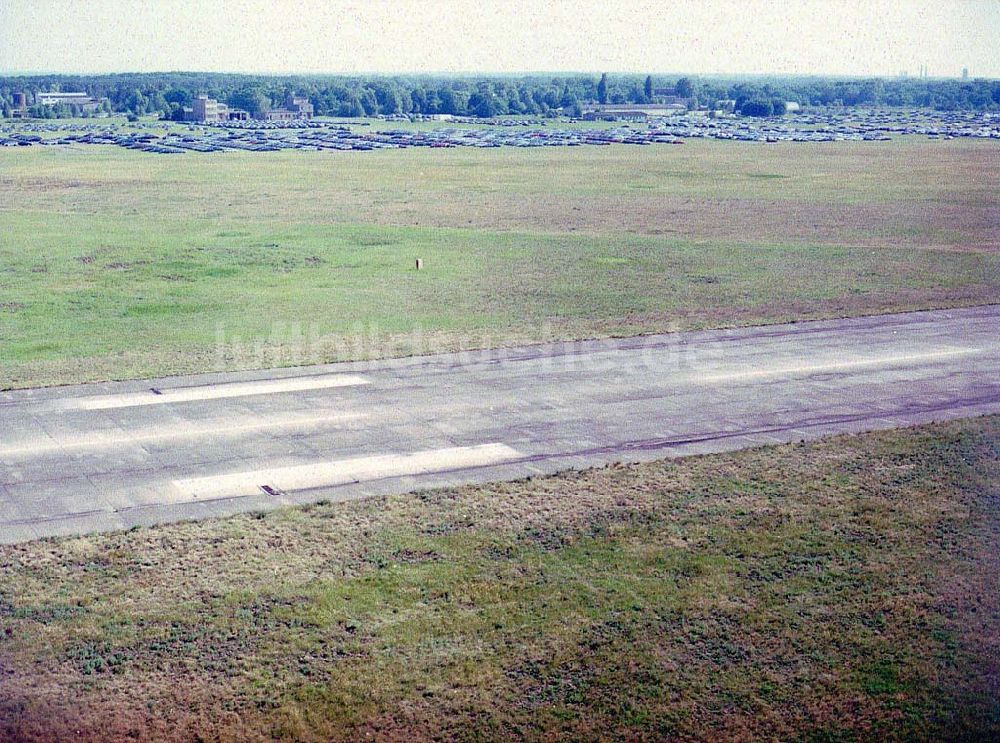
[1,417,997,741]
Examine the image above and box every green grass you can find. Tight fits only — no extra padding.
[0,418,997,741]
[1,139,997,388]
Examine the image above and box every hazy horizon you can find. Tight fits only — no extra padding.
[2,0,998,79]
[1,69,995,82]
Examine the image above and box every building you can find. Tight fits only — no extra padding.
[287,95,313,118]
[188,94,228,122]
[37,91,103,112]
[583,108,648,122]
[784,101,801,113]
[185,95,248,122]
[262,94,314,121]
[651,88,696,106]
[10,92,29,118]
[581,103,687,121]
[263,108,299,122]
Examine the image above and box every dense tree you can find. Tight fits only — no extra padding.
[124,89,147,114]
[359,88,379,115]
[468,88,498,118]
[675,77,694,97]
[409,87,427,114]
[374,83,403,114]
[339,92,364,117]
[163,88,191,106]
[739,98,780,117]
[228,87,270,117]
[2,72,998,121]
[437,88,463,115]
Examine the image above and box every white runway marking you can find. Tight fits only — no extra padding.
[0,412,365,458]
[62,374,369,410]
[699,348,983,383]
[172,443,521,501]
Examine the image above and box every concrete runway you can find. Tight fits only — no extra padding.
[1,306,997,544]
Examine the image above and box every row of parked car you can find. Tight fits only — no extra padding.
[0,124,681,152]
[2,109,997,153]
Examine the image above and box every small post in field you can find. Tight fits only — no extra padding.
[415,258,423,271]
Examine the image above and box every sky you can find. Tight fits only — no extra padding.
[1,0,998,78]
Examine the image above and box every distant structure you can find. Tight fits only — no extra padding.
[191,94,228,122]
[184,95,249,122]
[651,92,691,106]
[10,92,29,118]
[581,103,688,121]
[182,93,310,123]
[262,94,314,121]
[962,67,969,79]
[37,91,104,112]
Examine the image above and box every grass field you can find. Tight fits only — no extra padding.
[1,138,998,388]
[0,417,996,741]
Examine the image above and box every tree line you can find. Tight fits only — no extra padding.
[2,72,998,120]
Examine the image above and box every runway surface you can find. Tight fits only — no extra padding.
[1,306,997,544]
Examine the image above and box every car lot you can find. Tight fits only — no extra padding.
[2,108,998,154]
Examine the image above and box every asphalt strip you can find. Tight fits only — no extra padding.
[60,374,370,410]
[171,443,522,502]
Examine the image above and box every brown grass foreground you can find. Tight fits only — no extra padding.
[0,417,997,742]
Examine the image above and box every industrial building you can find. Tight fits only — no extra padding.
[36,91,104,112]
[581,103,687,121]
[181,93,309,123]
[263,94,314,121]
[10,92,28,118]
[184,95,249,122]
